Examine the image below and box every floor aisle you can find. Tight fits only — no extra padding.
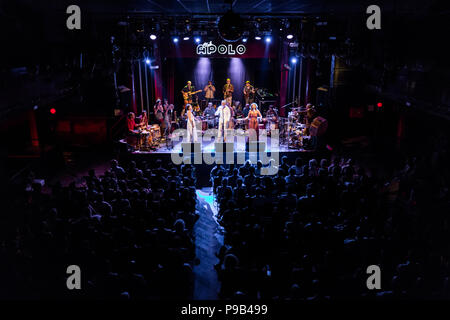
[193,188,224,300]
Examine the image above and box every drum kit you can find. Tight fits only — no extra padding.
[137,124,161,151]
[279,106,308,149]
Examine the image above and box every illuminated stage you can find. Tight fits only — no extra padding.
[121,135,312,155]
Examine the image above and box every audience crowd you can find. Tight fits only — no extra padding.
[1,134,449,300]
[212,143,450,300]
[1,159,198,299]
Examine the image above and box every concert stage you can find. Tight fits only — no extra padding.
[119,136,317,187]
[120,135,312,155]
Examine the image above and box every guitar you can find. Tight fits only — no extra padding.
[244,87,258,99]
[182,90,202,100]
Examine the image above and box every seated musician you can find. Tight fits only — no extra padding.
[203,102,215,117]
[127,112,141,148]
[127,112,139,133]
[137,111,148,129]
[235,101,243,117]
[266,105,278,120]
[243,104,250,118]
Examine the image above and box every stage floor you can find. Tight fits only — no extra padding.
[125,136,310,155]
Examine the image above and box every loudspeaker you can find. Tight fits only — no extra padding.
[310,116,328,136]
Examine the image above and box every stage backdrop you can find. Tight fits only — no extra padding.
[159,39,280,110]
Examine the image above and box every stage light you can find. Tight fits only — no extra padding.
[287,34,294,40]
[150,34,157,40]
[145,59,151,65]
[173,37,179,43]
[195,37,201,43]
[377,102,383,108]
[265,36,272,43]
[50,108,56,114]
[291,57,298,64]
[183,36,190,41]
[242,38,247,43]
[255,36,262,40]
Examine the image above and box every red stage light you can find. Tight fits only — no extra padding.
[50,108,56,114]
[377,102,383,108]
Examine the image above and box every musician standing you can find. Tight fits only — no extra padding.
[181,81,196,107]
[154,99,164,125]
[165,104,177,136]
[204,81,216,105]
[223,78,234,106]
[243,81,256,106]
[215,100,232,142]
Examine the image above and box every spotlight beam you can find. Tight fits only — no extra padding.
[177,0,191,13]
[145,0,167,11]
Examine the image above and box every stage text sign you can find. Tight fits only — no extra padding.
[196,41,246,56]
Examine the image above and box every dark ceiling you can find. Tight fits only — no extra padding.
[80,0,433,15]
[2,0,439,17]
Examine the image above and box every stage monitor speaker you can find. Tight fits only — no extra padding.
[310,116,328,136]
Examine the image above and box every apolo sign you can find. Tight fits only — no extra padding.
[196,41,246,56]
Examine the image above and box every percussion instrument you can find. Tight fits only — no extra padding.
[151,124,161,140]
[138,130,152,150]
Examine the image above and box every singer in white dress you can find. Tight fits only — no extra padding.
[186,104,198,143]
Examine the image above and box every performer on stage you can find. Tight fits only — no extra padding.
[154,99,164,125]
[243,81,256,106]
[181,81,196,107]
[204,81,216,104]
[245,103,262,141]
[215,100,232,142]
[165,104,177,135]
[186,104,198,143]
[243,104,250,118]
[203,102,216,128]
[138,110,148,129]
[127,112,139,132]
[266,105,279,131]
[266,105,278,121]
[223,78,234,106]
